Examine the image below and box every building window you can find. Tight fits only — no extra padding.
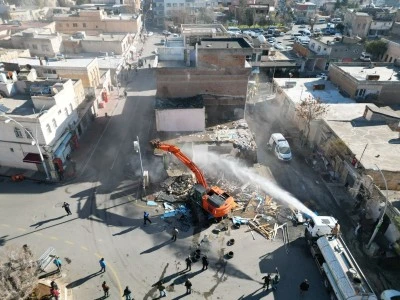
[83,23,86,28]
[65,107,69,117]
[357,23,361,29]
[180,3,184,6]
[52,118,57,128]
[362,24,366,29]
[73,23,78,27]
[166,3,171,6]
[25,128,33,138]
[42,45,50,52]
[58,109,62,115]
[173,3,177,6]
[311,43,315,49]
[10,148,14,152]
[389,57,393,62]
[317,46,321,52]
[14,127,23,138]
[32,44,38,50]
[69,103,73,113]
[46,124,52,134]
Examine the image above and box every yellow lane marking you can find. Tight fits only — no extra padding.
[33,232,43,236]
[49,236,58,240]
[109,260,123,296]
[81,246,88,251]
[1,224,10,227]
[17,228,26,231]
[65,240,74,245]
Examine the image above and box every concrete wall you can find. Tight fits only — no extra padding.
[11,35,63,56]
[155,108,205,131]
[158,47,185,61]
[197,48,247,69]
[382,38,400,63]
[329,64,358,97]
[156,68,251,99]
[81,39,125,55]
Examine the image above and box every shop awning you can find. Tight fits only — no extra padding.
[23,153,42,164]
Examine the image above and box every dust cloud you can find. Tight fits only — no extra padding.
[196,151,316,218]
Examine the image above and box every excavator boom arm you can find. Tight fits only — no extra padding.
[151,140,208,189]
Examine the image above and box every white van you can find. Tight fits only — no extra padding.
[268,133,292,161]
[360,52,371,62]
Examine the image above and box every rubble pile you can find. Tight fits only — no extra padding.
[161,174,195,201]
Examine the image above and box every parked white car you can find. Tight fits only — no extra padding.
[380,290,400,300]
[268,133,292,161]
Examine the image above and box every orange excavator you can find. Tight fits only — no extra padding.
[151,140,235,219]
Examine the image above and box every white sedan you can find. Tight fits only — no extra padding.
[147,31,154,36]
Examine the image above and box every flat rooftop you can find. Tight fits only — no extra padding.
[14,57,96,68]
[0,96,35,116]
[274,78,355,104]
[337,65,400,82]
[198,38,252,49]
[323,104,400,172]
[181,24,227,35]
[70,34,127,42]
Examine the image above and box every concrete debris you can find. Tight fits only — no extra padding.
[160,175,195,197]
[161,204,191,219]
[232,216,250,225]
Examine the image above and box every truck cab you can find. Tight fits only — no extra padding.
[305,215,337,242]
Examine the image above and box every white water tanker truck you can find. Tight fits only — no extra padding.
[304,215,378,300]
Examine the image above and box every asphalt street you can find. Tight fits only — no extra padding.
[0,31,345,300]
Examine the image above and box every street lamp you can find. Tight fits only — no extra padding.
[133,136,145,189]
[366,164,389,249]
[3,116,51,180]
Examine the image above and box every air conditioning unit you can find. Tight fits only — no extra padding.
[285,81,296,88]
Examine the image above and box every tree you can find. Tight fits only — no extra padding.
[335,23,345,34]
[365,39,388,60]
[296,96,328,143]
[0,245,39,300]
[197,8,214,24]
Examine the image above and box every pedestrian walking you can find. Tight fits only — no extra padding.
[50,280,58,290]
[185,257,192,271]
[144,59,147,64]
[122,286,132,300]
[99,258,106,273]
[202,255,209,270]
[143,211,152,225]
[299,279,310,295]
[171,227,179,241]
[148,64,151,69]
[102,281,110,297]
[62,202,72,215]
[53,257,62,271]
[124,90,127,98]
[50,288,60,300]
[157,282,167,297]
[262,273,271,290]
[271,267,280,290]
[184,279,192,294]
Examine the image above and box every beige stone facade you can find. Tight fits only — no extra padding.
[382,38,400,63]
[329,62,400,105]
[54,10,142,35]
[344,10,372,38]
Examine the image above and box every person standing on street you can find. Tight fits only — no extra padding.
[185,257,192,271]
[171,227,179,241]
[185,279,192,294]
[53,257,62,271]
[262,273,271,290]
[143,211,152,225]
[62,202,72,215]
[102,281,110,297]
[272,267,280,290]
[50,280,58,290]
[122,286,132,300]
[300,279,310,295]
[202,255,209,270]
[99,258,106,273]
[157,282,167,297]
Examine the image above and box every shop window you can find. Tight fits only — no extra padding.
[14,127,23,138]
[46,124,52,133]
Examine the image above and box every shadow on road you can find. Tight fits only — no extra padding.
[172,269,203,285]
[140,239,172,254]
[237,287,273,300]
[30,215,66,228]
[66,271,102,289]
[112,226,138,236]
[171,293,189,300]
